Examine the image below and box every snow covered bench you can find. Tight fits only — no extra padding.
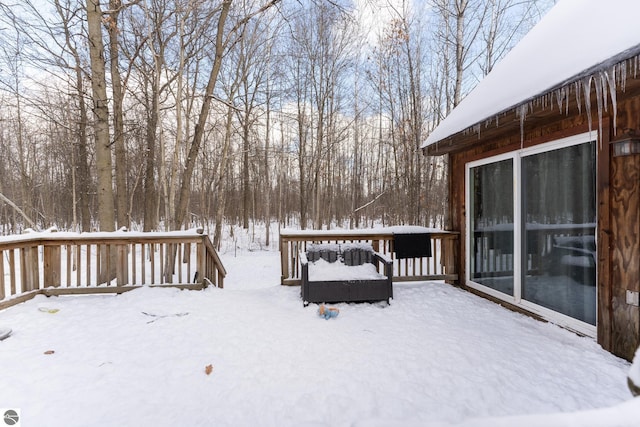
[300,243,393,306]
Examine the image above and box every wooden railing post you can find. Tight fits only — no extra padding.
[21,246,39,292]
[116,244,128,286]
[280,235,289,286]
[217,269,224,289]
[9,250,16,296]
[44,244,61,288]
[197,236,206,285]
[0,250,5,300]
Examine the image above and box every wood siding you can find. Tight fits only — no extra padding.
[444,88,640,361]
[609,96,640,361]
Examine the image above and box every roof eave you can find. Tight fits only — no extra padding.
[423,44,640,156]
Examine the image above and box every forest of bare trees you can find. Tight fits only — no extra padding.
[0,0,551,244]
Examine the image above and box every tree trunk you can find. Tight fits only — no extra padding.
[165,9,188,232]
[75,71,93,233]
[86,0,115,232]
[454,2,465,107]
[264,83,271,246]
[242,108,250,229]
[143,82,159,231]
[57,0,92,232]
[297,105,307,230]
[86,0,116,285]
[174,0,231,230]
[107,1,128,229]
[213,104,236,249]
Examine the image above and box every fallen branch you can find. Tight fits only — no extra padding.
[353,191,386,213]
[0,191,38,230]
[141,311,189,324]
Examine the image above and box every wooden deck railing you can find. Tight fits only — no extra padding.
[0,228,226,310]
[279,228,459,286]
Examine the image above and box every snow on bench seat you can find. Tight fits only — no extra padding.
[300,244,393,306]
[308,258,386,282]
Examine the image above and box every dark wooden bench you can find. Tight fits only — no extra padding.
[300,243,393,306]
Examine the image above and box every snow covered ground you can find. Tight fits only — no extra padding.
[0,234,638,426]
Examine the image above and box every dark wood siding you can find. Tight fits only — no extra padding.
[608,96,640,361]
[442,88,640,361]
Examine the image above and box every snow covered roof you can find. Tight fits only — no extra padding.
[422,0,640,149]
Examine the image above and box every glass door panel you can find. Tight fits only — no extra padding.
[470,159,514,296]
[521,141,596,325]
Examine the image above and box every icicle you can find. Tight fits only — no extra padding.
[575,81,582,115]
[594,74,604,149]
[582,76,593,135]
[555,88,562,113]
[517,103,529,148]
[607,66,618,136]
[473,123,481,139]
[601,72,608,114]
[556,86,569,114]
[619,61,627,92]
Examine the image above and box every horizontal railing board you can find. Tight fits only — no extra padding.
[280,228,459,286]
[1,230,226,308]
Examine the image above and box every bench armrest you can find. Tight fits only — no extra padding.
[299,251,309,266]
[373,251,393,281]
[373,251,392,264]
[300,251,309,303]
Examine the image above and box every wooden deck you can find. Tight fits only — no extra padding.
[0,228,226,310]
[279,228,459,286]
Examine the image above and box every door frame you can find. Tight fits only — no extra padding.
[465,131,598,336]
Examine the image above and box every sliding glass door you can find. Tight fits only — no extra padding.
[467,133,597,331]
[521,141,597,325]
[469,158,514,296]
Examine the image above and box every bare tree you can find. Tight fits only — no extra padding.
[86,0,116,231]
[480,0,547,76]
[0,0,553,236]
[286,2,356,229]
[106,0,138,229]
[234,15,269,230]
[0,18,34,227]
[56,0,94,232]
[174,0,281,230]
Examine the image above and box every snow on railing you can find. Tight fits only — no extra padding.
[0,228,226,310]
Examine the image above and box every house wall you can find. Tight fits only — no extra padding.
[446,95,640,361]
[609,96,640,361]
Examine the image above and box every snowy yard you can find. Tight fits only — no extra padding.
[0,248,637,426]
